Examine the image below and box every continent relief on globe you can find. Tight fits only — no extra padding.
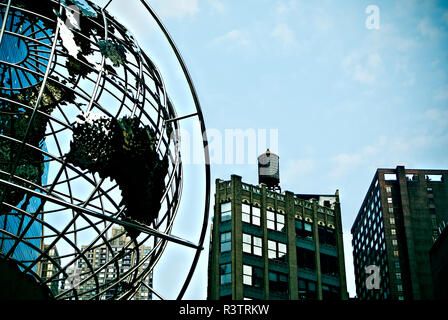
[65,113,169,232]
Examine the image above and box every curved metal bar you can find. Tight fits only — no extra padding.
[2,3,62,260]
[0,0,206,301]
[0,0,13,46]
[0,134,123,211]
[85,8,108,114]
[139,0,211,300]
[0,178,200,250]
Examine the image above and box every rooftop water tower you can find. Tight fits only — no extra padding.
[258,149,281,192]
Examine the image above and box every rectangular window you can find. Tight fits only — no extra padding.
[242,204,251,223]
[388,207,394,214]
[320,254,339,276]
[268,240,287,262]
[427,187,433,194]
[269,271,288,294]
[386,186,392,193]
[319,226,336,246]
[304,222,312,232]
[242,233,262,256]
[298,278,317,300]
[296,220,313,240]
[220,232,231,252]
[242,204,261,226]
[220,263,231,285]
[267,211,285,232]
[267,211,275,230]
[243,265,263,288]
[391,229,396,235]
[221,202,231,222]
[384,173,397,181]
[387,198,393,204]
[425,174,443,182]
[252,207,261,226]
[390,218,395,225]
[243,265,252,286]
[297,248,316,270]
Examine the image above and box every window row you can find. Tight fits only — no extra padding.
[221,203,286,232]
[222,262,289,295]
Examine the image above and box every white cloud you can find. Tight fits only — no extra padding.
[313,9,332,32]
[435,84,448,101]
[211,29,251,49]
[417,18,440,38]
[331,153,363,178]
[395,37,418,51]
[424,108,448,127]
[270,23,297,47]
[329,135,433,179]
[150,0,199,19]
[282,158,316,185]
[342,52,383,85]
[276,0,298,15]
[443,11,448,25]
[395,59,416,87]
[367,52,382,68]
[208,0,225,12]
[352,65,376,84]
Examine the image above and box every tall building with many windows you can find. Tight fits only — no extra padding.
[351,166,448,300]
[61,227,153,300]
[39,244,61,295]
[207,175,348,300]
[0,3,51,273]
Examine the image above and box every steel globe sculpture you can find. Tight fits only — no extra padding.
[0,0,210,300]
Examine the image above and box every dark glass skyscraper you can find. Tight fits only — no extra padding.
[0,4,51,273]
[352,166,448,300]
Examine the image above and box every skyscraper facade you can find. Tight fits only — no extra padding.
[60,227,153,300]
[208,175,348,300]
[351,166,448,300]
[0,3,51,273]
[39,244,61,295]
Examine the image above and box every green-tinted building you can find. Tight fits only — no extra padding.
[351,166,448,300]
[207,174,348,300]
[39,244,61,295]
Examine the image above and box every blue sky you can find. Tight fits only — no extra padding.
[100,0,448,299]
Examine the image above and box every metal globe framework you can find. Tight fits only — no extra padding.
[0,0,210,300]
